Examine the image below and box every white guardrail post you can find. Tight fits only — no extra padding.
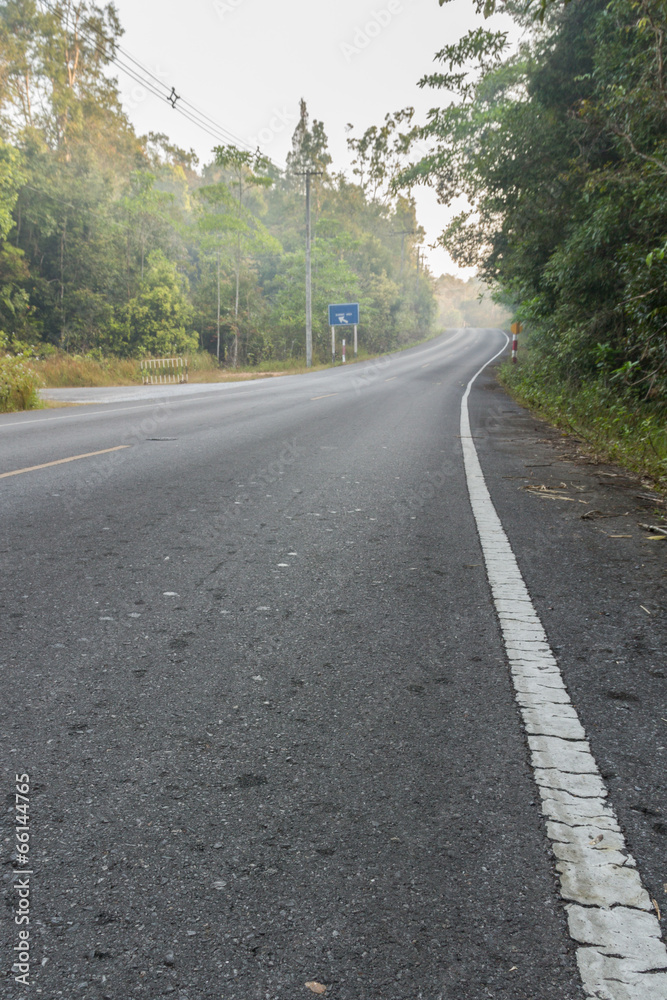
[140,357,189,385]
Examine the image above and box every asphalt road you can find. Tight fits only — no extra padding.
[1,329,665,1000]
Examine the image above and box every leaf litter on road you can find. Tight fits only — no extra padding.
[638,522,667,537]
[524,484,576,501]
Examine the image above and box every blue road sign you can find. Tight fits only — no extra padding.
[328,303,360,326]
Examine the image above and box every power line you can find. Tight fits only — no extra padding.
[107,54,240,147]
[178,97,246,148]
[108,45,249,147]
[35,0,265,159]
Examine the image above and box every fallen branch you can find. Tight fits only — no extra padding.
[638,522,667,536]
[581,509,623,520]
[636,492,665,505]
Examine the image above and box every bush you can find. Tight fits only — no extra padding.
[499,353,667,487]
[187,350,220,373]
[0,353,43,411]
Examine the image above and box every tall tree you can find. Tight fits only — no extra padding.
[403,0,667,399]
[285,98,332,193]
[346,108,414,205]
[212,145,280,366]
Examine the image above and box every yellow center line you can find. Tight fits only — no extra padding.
[385,376,397,381]
[0,445,130,480]
[310,393,338,400]
[421,363,430,368]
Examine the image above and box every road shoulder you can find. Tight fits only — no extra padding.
[469,363,667,942]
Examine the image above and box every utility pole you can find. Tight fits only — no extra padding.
[216,250,221,363]
[415,246,423,336]
[296,169,322,367]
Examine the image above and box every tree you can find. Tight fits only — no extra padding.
[285,98,332,186]
[346,108,414,205]
[270,238,360,362]
[212,145,280,366]
[0,0,438,365]
[195,179,237,361]
[122,250,196,357]
[403,0,667,400]
[0,138,29,334]
[120,170,175,285]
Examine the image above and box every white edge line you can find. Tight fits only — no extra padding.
[461,334,667,1000]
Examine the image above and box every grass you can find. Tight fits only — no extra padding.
[36,353,143,388]
[0,354,44,412]
[35,338,439,390]
[498,354,667,490]
[34,350,337,388]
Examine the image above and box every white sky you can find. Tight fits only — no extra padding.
[110,0,518,278]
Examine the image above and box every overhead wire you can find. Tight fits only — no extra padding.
[177,97,250,148]
[35,0,267,159]
[106,41,251,148]
[104,42,251,148]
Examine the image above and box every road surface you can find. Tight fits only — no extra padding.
[1,329,665,1000]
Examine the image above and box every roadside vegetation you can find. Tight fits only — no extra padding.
[400,0,667,487]
[499,354,667,485]
[0,349,41,411]
[6,0,662,492]
[0,0,445,413]
[32,345,394,390]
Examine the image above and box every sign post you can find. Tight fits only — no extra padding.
[328,304,360,365]
[511,321,521,364]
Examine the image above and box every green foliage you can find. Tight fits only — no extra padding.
[407,0,667,456]
[285,99,333,181]
[0,139,23,238]
[122,252,197,357]
[500,353,667,484]
[0,334,42,410]
[0,0,438,369]
[270,239,361,362]
[0,139,30,332]
[347,109,414,204]
[438,0,571,18]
